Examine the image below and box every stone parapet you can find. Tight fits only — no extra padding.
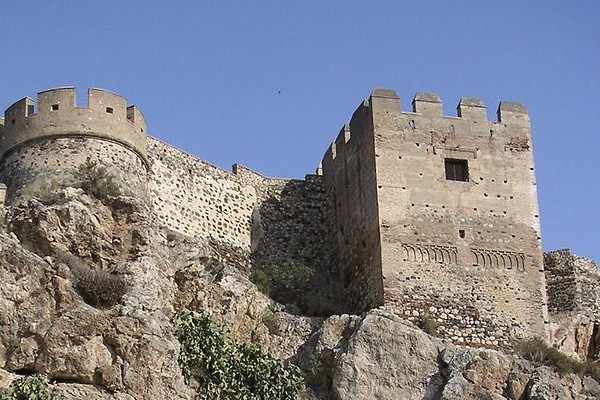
[1,88,147,167]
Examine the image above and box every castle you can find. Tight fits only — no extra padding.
[0,87,552,348]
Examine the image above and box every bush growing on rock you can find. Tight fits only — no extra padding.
[0,375,53,400]
[173,312,304,399]
[250,261,314,300]
[75,159,123,199]
[249,269,272,296]
[418,312,441,336]
[55,252,129,308]
[516,337,600,381]
[73,267,129,308]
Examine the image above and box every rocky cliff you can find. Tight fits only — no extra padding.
[0,188,598,399]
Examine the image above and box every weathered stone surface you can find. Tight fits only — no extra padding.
[546,249,600,361]
[331,310,439,400]
[298,308,600,400]
[0,188,598,399]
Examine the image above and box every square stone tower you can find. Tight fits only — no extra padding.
[320,88,548,344]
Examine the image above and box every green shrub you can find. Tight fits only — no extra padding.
[173,312,304,399]
[249,269,272,296]
[251,261,314,299]
[515,337,600,380]
[76,160,122,199]
[418,312,441,335]
[0,375,53,400]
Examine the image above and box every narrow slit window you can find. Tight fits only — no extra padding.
[445,158,469,182]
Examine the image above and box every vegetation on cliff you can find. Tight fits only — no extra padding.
[0,375,53,400]
[516,337,600,381]
[173,312,303,399]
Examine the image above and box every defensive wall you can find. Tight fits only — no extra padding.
[319,89,548,345]
[3,86,588,346]
[0,89,334,306]
[148,137,257,248]
[147,138,333,267]
[0,88,147,200]
[544,250,600,360]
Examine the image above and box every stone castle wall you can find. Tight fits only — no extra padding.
[1,88,146,164]
[319,105,383,312]
[147,139,336,314]
[545,250,600,318]
[0,88,148,201]
[1,86,577,344]
[320,89,548,343]
[234,166,336,313]
[544,250,600,360]
[0,88,335,298]
[0,137,148,202]
[148,137,257,248]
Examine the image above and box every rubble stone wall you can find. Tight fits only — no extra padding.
[148,137,257,248]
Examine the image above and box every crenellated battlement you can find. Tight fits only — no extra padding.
[1,87,148,166]
[320,88,530,168]
[370,88,529,123]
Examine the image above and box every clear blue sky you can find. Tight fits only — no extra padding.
[1,2,598,262]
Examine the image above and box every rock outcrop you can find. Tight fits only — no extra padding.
[0,189,598,399]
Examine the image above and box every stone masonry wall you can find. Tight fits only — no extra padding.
[319,102,384,313]
[545,250,600,360]
[545,250,600,318]
[233,165,336,314]
[319,88,549,345]
[147,137,256,249]
[371,90,548,343]
[1,88,147,164]
[147,140,335,313]
[0,137,148,202]
[0,88,148,203]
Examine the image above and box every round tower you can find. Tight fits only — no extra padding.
[0,87,148,202]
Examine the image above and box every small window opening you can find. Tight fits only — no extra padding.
[11,119,15,125]
[106,107,114,114]
[459,229,465,239]
[409,120,416,129]
[445,158,469,182]
[51,104,59,111]
[27,105,35,116]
